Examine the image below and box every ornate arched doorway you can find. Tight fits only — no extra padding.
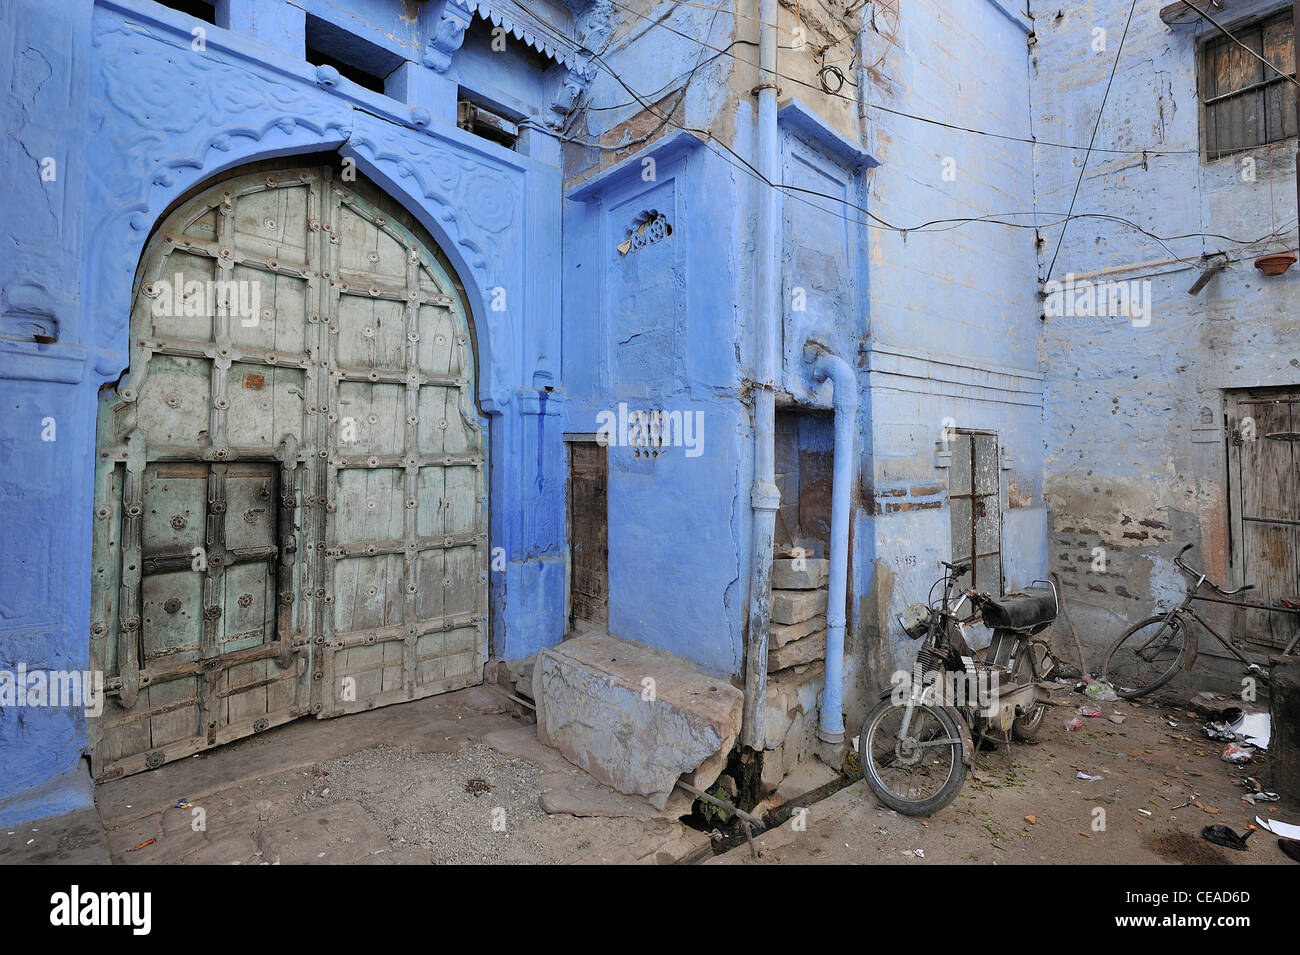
[88,162,488,781]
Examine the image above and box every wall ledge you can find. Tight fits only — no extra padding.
[862,341,1044,406]
[778,99,880,172]
[565,129,706,203]
[0,341,88,385]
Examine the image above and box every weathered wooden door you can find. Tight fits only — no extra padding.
[949,430,1002,596]
[567,440,608,632]
[89,165,487,780]
[1228,391,1300,652]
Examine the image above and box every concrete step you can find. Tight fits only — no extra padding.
[534,633,744,810]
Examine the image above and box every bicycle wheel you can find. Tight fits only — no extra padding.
[860,697,968,816]
[1102,614,1189,699]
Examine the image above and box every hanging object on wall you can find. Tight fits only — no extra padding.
[1253,144,1297,275]
[1254,251,1297,275]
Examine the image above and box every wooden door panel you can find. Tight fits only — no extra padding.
[319,183,486,718]
[90,166,486,779]
[568,442,609,631]
[1229,393,1300,651]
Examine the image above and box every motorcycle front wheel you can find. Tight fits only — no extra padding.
[860,697,968,816]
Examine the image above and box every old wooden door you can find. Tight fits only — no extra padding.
[567,440,608,632]
[89,165,487,780]
[1228,391,1300,652]
[949,430,1002,596]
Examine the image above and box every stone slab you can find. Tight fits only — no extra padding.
[534,633,743,810]
[771,588,828,626]
[768,629,827,672]
[772,558,830,590]
[770,614,825,649]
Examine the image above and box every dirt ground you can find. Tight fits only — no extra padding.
[2,685,708,866]
[4,680,1295,866]
[714,682,1299,865]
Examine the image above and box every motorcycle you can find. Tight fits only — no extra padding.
[859,561,1061,816]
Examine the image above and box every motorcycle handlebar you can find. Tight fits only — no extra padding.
[941,560,971,578]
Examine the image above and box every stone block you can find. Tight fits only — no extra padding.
[771,588,827,625]
[770,614,824,648]
[534,633,744,810]
[762,663,824,750]
[772,558,829,590]
[768,629,826,672]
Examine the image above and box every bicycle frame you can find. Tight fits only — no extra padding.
[1150,569,1259,671]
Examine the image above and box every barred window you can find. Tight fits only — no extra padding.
[1200,9,1296,161]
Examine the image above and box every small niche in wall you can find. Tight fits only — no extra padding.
[774,408,835,559]
[617,210,672,255]
[305,15,404,94]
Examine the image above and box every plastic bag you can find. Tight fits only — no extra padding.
[1084,680,1119,702]
[1221,743,1255,763]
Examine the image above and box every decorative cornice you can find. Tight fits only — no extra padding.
[468,0,584,71]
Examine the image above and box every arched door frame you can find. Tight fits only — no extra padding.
[88,156,494,780]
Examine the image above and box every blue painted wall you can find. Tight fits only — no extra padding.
[837,0,1047,729]
[0,0,573,824]
[13,0,1254,821]
[563,134,749,678]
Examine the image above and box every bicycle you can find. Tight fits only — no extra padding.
[1101,543,1280,699]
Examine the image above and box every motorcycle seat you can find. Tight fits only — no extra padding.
[981,587,1058,631]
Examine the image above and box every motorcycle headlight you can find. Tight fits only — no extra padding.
[898,603,933,639]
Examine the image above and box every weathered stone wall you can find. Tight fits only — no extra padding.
[1033,0,1299,676]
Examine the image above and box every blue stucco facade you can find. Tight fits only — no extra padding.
[13,0,1280,822]
[2,0,577,823]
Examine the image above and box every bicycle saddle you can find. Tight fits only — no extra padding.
[981,587,1058,631]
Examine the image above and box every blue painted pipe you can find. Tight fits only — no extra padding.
[741,0,783,748]
[807,343,857,743]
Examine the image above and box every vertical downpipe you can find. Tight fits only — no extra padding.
[1293,0,1300,229]
[855,6,870,149]
[807,344,856,743]
[741,0,782,748]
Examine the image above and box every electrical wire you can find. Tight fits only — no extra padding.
[599,0,1201,157]
[1045,0,1140,283]
[1178,0,1300,89]
[578,45,1288,253]
[581,40,756,111]
[499,1,1292,253]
